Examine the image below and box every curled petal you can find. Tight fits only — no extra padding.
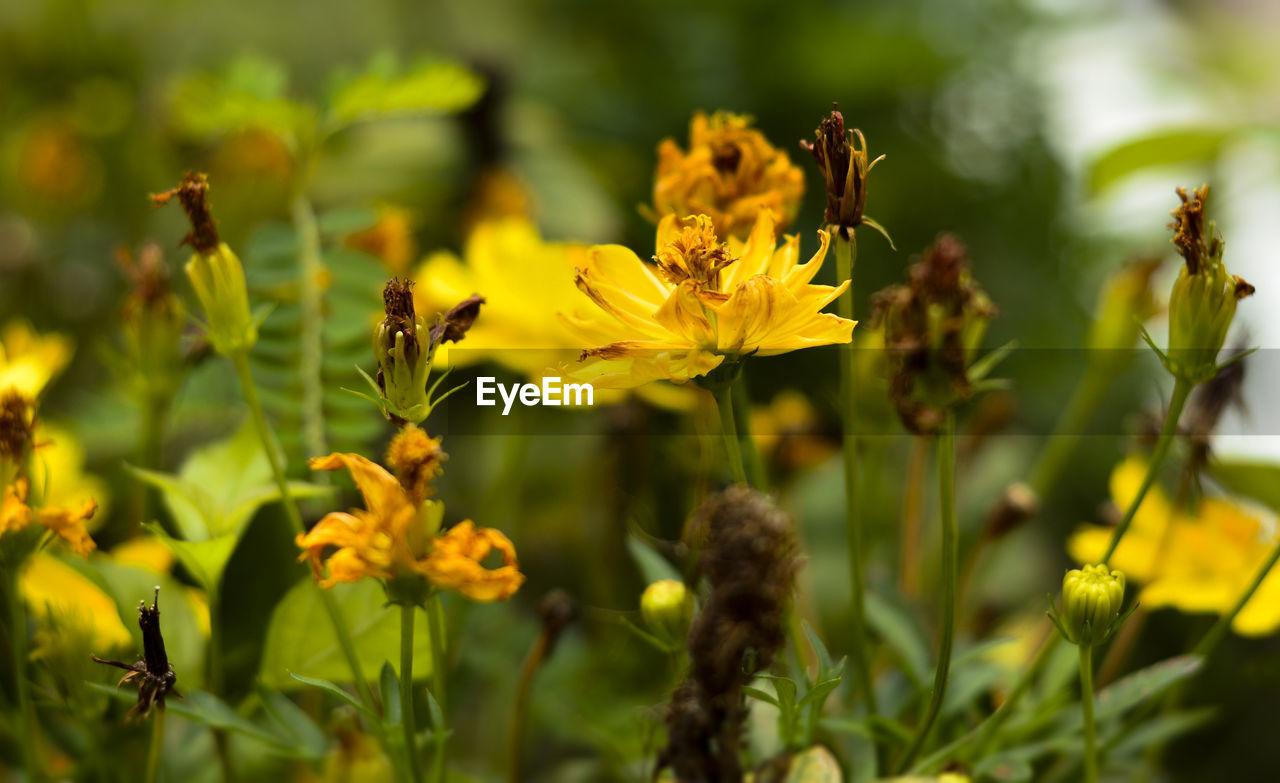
[37,498,98,557]
[417,520,525,602]
[309,453,412,523]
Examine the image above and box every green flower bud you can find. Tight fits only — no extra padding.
[1161,186,1253,384]
[153,173,257,357]
[1086,258,1160,354]
[640,579,693,648]
[1059,564,1126,647]
[374,278,433,424]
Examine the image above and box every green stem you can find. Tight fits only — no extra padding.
[834,235,878,727]
[290,194,330,466]
[145,712,166,783]
[507,630,549,783]
[1079,645,1098,783]
[135,395,170,537]
[1101,377,1193,564]
[1195,540,1280,662]
[915,629,1060,773]
[229,352,377,714]
[897,413,958,773]
[709,382,748,485]
[427,597,448,783]
[401,605,423,783]
[6,570,41,782]
[730,373,767,490]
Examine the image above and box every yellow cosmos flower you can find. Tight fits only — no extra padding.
[0,320,72,400]
[566,211,854,389]
[20,553,132,653]
[1068,455,1280,636]
[1,477,98,557]
[653,111,804,239]
[297,432,523,602]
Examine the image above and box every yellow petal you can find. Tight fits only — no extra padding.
[417,520,525,602]
[309,453,413,525]
[20,552,132,652]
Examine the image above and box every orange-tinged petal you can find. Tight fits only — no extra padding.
[2,478,30,533]
[418,520,525,602]
[309,453,413,524]
[36,499,97,558]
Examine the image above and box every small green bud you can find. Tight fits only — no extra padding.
[1059,564,1126,647]
[640,579,693,648]
[1161,186,1253,384]
[374,278,433,424]
[153,173,256,357]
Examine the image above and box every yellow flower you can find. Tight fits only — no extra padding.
[297,440,523,602]
[1068,455,1280,636]
[652,111,804,239]
[0,320,72,400]
[1,476,98,557]
[30,423,110,528]
[567,211,853,389]
[20,552,132,653]
[345,204,417,275]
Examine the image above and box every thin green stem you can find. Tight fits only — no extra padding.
[229,352,377,713]
[914,628,1060,773]
[1195,540,1280,662]
[145,712,166,783]
[135,396,170,537]
[1101,377,1193,564]
[6,571,41,782]
[897,413,958,773]
[290,194,330,465]
[507,631,549,783]
[730,373,767,490]
[427,597,448,783]
[834,235,878,728]
[709,382,748,485]
[1079,645,1098,783]
[401,605,423,783]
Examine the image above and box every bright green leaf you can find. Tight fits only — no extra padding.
[1088,128,1231,193]
[329,60,484,126]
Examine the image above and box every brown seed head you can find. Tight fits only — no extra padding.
[385,425,446,503]
[151,172,220,255]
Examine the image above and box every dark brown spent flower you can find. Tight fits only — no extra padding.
[150,172,220,255]
[658,487,797,783]
[429,294,485,346]
[91,587,179,719]
[873,233,995,435]
[800,103,885,236]
[1168,185,1220,275]
[1234,276,1256,300]
[384,425,447,503]
[0,389,34,464]
[537,588,577,657]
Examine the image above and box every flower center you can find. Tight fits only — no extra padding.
[653,215,736,290]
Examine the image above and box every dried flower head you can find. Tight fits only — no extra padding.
[91,587,179,719]
[385,425,447,505]
[658,487,797,782]
[801,104,890,244]
[653,112,804,239]
[873,234,995,434]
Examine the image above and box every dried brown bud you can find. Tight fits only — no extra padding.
[801,103,888,242]
[429,294,485,346]
[151,172,220,255]
[1169,186,1215,275]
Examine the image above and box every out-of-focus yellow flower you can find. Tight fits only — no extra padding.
[1,477,98,557]
[30,423,110,528]
[652,111,804,239]
[566,211,853,389]
[750,390,836,471]
[462,168,533,231]
[111,538,176,574]
[297,431,523,602]
[414,217,595,377]
[346,205,417,275]
[0,321,72,400]
[20,552,131,652]
[1069,455,1280,636]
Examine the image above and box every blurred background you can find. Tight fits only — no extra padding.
[3,0,1280,780]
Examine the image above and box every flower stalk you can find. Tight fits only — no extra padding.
[897,411,958,772]
[145,711,165,783]
[427,596,448,783]
[401,604,423,783]
[6,569,42,781]
[1079,645,1098,783]
[709,380,748,486]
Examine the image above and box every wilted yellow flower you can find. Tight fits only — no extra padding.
[20,552,132,653]
[653,112,804,239]
[297,445,523,602]
[566,211,853,389]
[1069,455,1280,636]
[0,321,72,400]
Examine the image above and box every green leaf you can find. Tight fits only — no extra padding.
[626,533,683,585]
[380,661,402,726]
[784,745,843,783]
[144,524,237,594]
[802,621,837,679]
[1209,458,1280,511]
[865,592,929,685]
[258,688,330,759]
[170,57,314,143]
[260,578,433,689]
[316,207,380,238]
[328,60,484,126]
[1088,128,1232,193]
[288,673,376,722]
[744,686,781,708]
[1106,708,1215,759]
